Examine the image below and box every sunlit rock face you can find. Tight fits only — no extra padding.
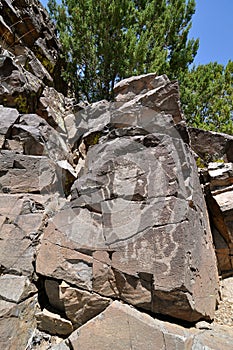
[1,2,230,348]
[37,73,219,323]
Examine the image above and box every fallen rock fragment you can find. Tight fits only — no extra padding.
[36,309,73,336]
[60,281,111,328]
[189,127,233,163]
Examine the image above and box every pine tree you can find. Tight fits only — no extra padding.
[48,0,198,102]
[179,61,233,134]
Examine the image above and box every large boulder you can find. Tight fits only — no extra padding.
[50,301,233,350]
[37,74,219,323]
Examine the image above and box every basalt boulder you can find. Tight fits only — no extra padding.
[37,74,220,323]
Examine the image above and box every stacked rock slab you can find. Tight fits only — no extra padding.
[37,73,220,325]
[0,1,73,348]
[203,162,233,275]
[0,0,66,117]
[190,128,233,275]
[0,106,70,349]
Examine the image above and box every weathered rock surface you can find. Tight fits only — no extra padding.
[0,52,44,113]
[37,74,219,323]
[0,0,66,117]
[1,2,233,348]
[0,274,36,303]
[0,295,38,350]
[0,0,65,93]
[114,73,183,124]
[51,301,233,350]
[214,277,233,326]
[36,309,73,336]
[0,105,19,147]
[198,162,233,275]
[189,127,233,163]
[190,123,233,276]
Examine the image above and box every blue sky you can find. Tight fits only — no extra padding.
[41,0,232,66]
[189,0,233,66]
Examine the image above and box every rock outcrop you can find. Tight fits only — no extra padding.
[0,0,66,115]
[0,1,233,349]
[190,128,233,275]
[36,73,219,325]
[52,301,233,350]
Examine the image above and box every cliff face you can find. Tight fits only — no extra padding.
[0,1,233,349]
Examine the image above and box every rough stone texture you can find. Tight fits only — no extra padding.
[0,274,36,303]
[0,3,232,345]
[0,296,38,350]
[189,127,233,163]
[0,104,68,349]
[0,193,64,277]
[36,309,73,336]
[191,124,233,276]
[0,52,44,113]
[214,277,233,326]
[37,87,69,132]
[0,105,19,147]
[200,162,233,275]
[0,151,59,194]
[25,329,65,350]
[37,74,219,323]
[9,113,70,160]
[59,281,111,328]
[44,279,111,328]
[0,0,66,94]
[52,301,233,350]
[0,275,38,349]
[114,73,182,124]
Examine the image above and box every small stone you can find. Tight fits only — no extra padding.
[36,309,73,336]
